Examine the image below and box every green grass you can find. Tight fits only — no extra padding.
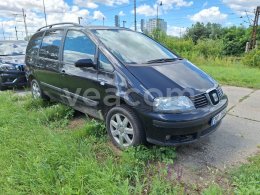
[0,92,180,194]
[199,64,260,89]
[0,92,259,194]
[184,55,260,89]
[231,153,260,194]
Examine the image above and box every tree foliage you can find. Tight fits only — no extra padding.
[185,22,224,43]
[150,22,259,57]
[222,26,249,55]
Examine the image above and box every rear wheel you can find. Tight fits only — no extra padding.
[0,77,6,90]
[106,105,145,149]
[31,79,48,100]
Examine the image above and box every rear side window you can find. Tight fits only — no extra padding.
[26,32,44,56]
[39,30,63,60]
[63,30,96,64]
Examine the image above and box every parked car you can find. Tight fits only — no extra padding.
[0,40,28,90]
[26,23,228,149]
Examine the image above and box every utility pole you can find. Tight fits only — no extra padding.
[250,6,260,50]
[22,9,28,40]
[43,0,47,26]
[1,23,5,40]
[123,20,126,28]
[15,26,18,40]
[134,0,137,31]
[103,17,105,26]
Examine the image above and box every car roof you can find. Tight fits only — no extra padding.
[36,22,131,33]
[86,26,130,30]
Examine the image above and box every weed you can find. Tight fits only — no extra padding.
[231,154,260,194]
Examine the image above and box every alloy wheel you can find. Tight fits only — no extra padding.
[109,113,134,147]
[32,81,41,99]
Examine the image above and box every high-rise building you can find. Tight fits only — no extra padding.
[146,18,167,34]
[115,15,120,27]
[140,19,145,32]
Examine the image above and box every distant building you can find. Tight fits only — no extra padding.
[115,15,120,27]
[140,19,145,32]
[146,18,167,34]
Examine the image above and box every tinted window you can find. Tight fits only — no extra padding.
[63,30,96,64]
[39,30,63,60]
[26,32,43,56]
[99,51,114,72]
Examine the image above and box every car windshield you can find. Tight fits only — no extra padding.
[92,29,177,64]
[0,42,27,56]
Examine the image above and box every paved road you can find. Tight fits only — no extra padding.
[174,86,260,184]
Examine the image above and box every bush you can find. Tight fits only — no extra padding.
[242,49,260,68]
[165,38,194,54]
[194,39,224,57]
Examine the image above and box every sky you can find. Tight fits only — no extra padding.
[0,0,258,40]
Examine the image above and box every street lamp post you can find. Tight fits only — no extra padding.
[43,0,47,26]
[156,1,163,29]
[78,17,83,24]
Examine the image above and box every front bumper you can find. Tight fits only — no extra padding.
[0,71,27,87]
[138,95,228,146]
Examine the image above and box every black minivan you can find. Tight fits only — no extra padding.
[26,23,228,148]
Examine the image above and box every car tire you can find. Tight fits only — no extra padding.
[31,79,48,100]
[106,105,145,149]
[0,77,6,91]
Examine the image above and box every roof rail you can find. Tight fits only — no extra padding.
[37,22,83,32]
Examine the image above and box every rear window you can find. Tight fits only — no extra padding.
[39,30,63,60]
[26,32,44,56]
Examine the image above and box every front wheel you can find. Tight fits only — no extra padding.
[106,105,145,149]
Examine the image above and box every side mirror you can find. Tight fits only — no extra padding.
[75,59,95,68]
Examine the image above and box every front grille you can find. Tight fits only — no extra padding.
[190,93,209,108]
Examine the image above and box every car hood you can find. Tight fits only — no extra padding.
[0,55,25,66]
[127,59,217,97]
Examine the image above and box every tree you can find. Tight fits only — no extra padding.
[185,22,224,43]
[185,22,209,43]
[222,26,249,55]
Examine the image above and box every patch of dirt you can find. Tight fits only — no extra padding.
[108,141,123,156]
[68,117,86,129]
[171,162,233,194]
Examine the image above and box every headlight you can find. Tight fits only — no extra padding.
[0,64,16,71]
[153,96,195,113]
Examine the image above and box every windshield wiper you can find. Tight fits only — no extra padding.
[145,58,181,64]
